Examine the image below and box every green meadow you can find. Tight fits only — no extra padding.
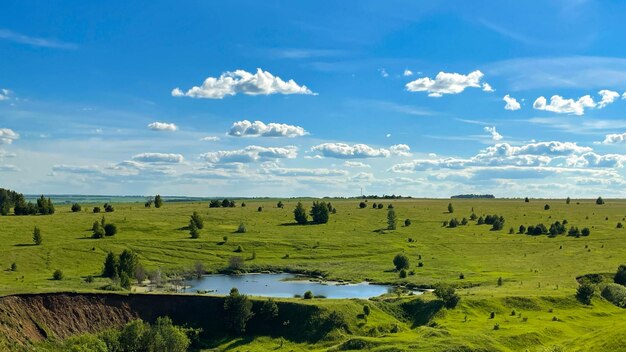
[3,198,626,351]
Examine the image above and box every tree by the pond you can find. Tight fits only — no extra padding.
[434,283,461,308]
[393,254,410,270]
[224,288,253,334]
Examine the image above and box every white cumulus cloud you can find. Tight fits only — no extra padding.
[228,120,307,138]
[602,133,626,144]
[311,143,391,159]
[344,161,371,168]
[482,83,495,92]
[148,122,178,131]
[405,70,488,97]
[389,144,412,156]
[532,95,595,115]
[503,94,521,111]
[484,126,503,141]
[0,128,19,144]
[201,145,297,164]
[598,89,620,108]
[171,68,315,99]
[403,69,413,77]
[132,153,184,163]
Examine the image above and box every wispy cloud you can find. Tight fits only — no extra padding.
[0,29,77,49]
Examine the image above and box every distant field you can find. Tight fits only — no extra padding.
[2,198,626,351]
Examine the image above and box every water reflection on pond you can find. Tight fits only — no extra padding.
[186,273,421,299]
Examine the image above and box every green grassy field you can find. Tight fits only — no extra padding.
[2,198,626,351]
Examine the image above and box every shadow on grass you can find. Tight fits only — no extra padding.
[14,243,37,247]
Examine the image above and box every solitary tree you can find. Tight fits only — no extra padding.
[293,202,308,225]
[104,223,118,237]
[614,264,626,286]
[566,197,571,204]
[71,203,81,212]
[393,254,410,270]
[190,211,204,229]
[447,202,454,213]
[544,204,550,210]
[33,226,42,245]
[387,208,397,230]
[154,195,163,208]
[277,201,284,208]
[118,250,138,279]
[596,196,605,205]
[224,288,253,334]
[359,202,367,209]
[524,197,530,203]
[576,282,595,305]
[189,221,200,239]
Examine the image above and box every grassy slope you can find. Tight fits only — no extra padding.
[2,198,626,350]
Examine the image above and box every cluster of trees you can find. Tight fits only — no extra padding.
[94,203,114,213]
[210,199,236,208]
[189,211,203,238]
[103,249,139,289]
[0,189,56,216]
[293,201,332,225]
[445,213,505,231]
[434,284,460,309]
[92,216,117,238]
[519,221,589,237]
[145,195,163,208]
[60,317,197,352]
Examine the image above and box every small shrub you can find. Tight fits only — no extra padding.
[234,245,244,253]
[404,219,411,227]
[93,207,101,213]
[33,226,42,245]
[71,203,81,212]
[497,277,503,286]
[418,261,424,267]
[359,202,367,208]
[10,262,17,271]
[52,269,64,280]
[363,305,370,316]
[257,206,262,212]
[490,311,495,319]
[303,290,313,299]
[459,273,465,280]
[493,323,500,330]
[399,269,407,278]
[104,223,117,237]
[544,204,550,210]
[236,223,247,233]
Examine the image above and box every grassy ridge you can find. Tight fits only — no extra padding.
[1,198,626,350]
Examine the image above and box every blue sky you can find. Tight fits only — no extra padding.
[2,0,626,197]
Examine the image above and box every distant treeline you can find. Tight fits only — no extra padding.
[357,195,413,199]
[451,194,495,199]
[0,188,55,216]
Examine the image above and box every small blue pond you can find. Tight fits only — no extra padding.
[185,273,419,299]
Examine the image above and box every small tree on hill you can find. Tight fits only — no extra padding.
[294,202,308,225]
[387,208,397,230]
[224,288,253,334]
[393,254,410,270]
[154,195,163,208]
[33,226,42,245]
[190,211,204,229]
[189,221,200,239]
[576,282,594,305]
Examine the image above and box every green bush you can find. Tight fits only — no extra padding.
[104,223,117,237]
[601,283,626,307]
[393,254,410,270]
[53,269,64,280]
